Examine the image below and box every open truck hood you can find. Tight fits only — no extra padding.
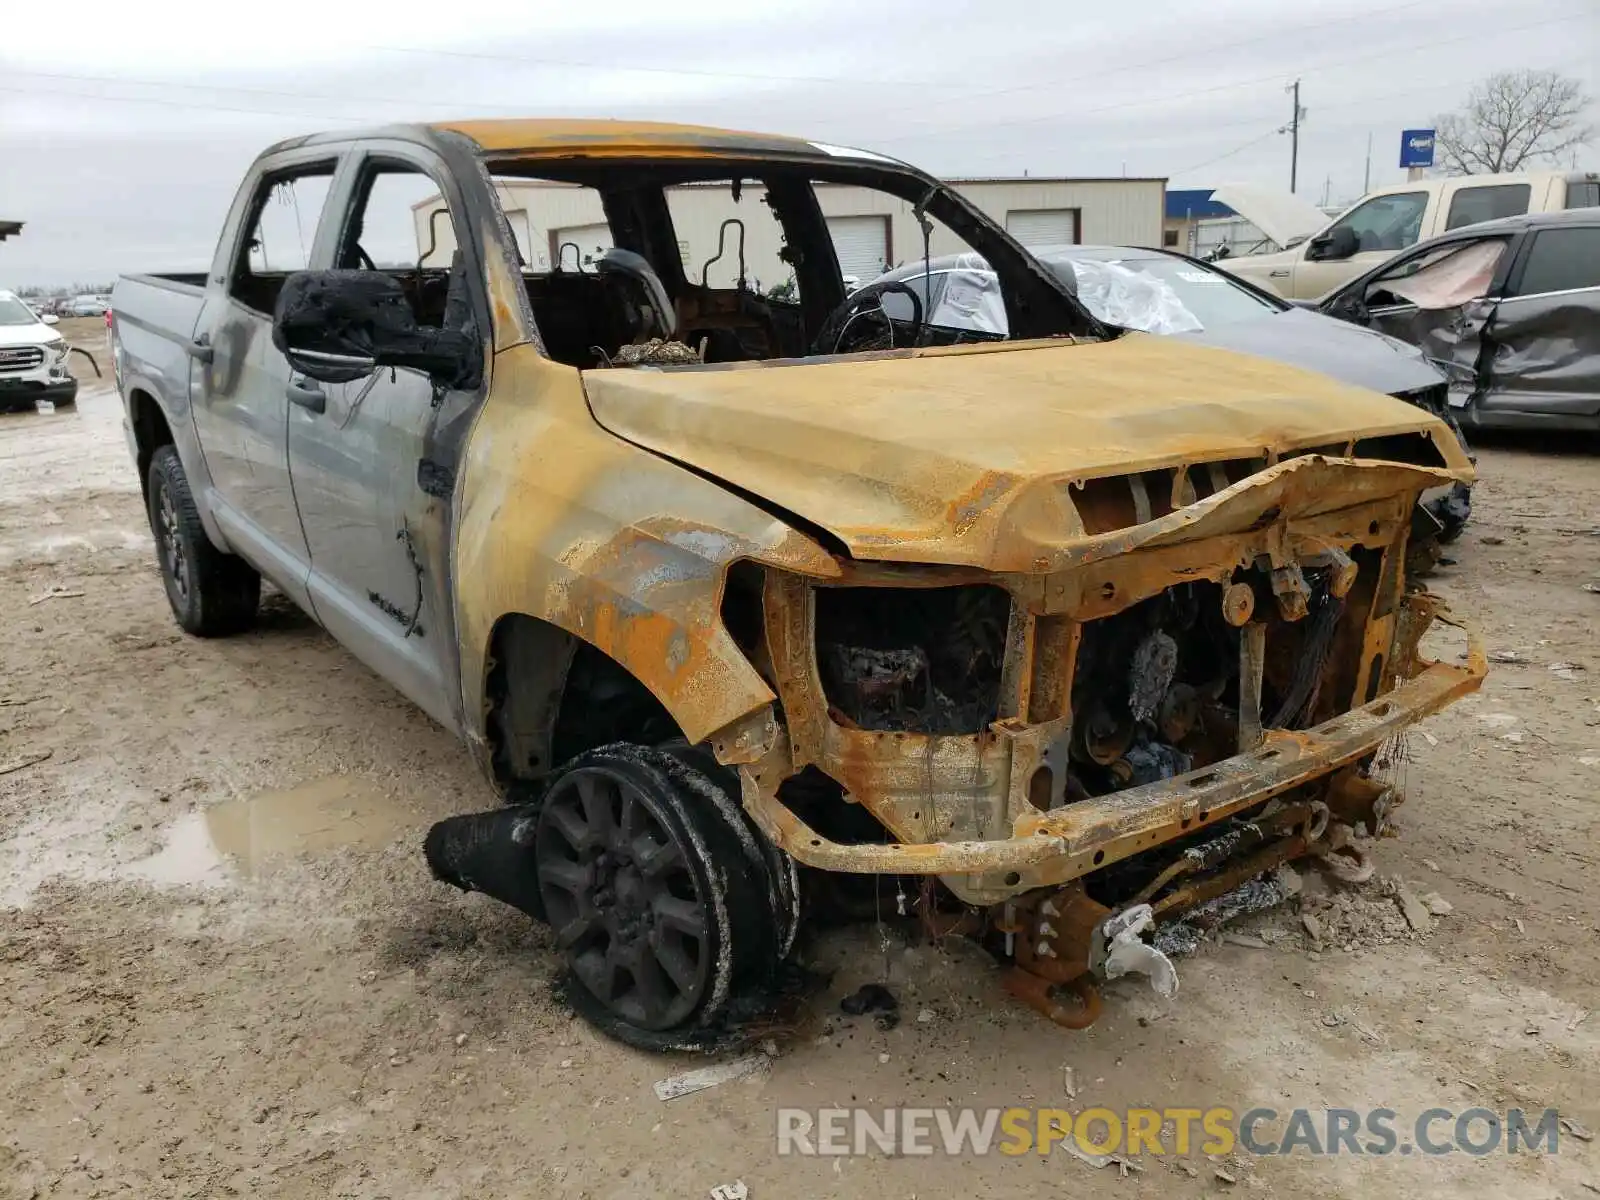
[581,335,1470,572]
[1210,184,1329,248]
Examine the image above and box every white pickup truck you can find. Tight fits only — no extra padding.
[1221,171,1600,300]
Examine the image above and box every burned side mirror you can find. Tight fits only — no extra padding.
[272,270,478,388]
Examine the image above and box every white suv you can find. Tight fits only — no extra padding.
[0,291,76,410]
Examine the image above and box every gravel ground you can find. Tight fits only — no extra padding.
[2,379,1597,1199]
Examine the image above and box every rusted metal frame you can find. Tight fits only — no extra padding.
[1002,970,1102,1030]
[759,568,1013,850]
[1129,799,1315,906]
[1149,833,1310,918]
[1352,536,1405,706]
[1039,494,1408,622]
[1025,616,1080,727]
[737,600,1483,891]
[997,603,1038,723]
[1238,622,1267,752]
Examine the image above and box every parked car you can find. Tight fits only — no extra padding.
[1218,171,1600,300]
[1314,209,1600,432]
[865,245,1473,539]
[66,294,111,317]
[0,290,76,410]
[112,118,1482,1048]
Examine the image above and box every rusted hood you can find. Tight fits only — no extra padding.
[582,335,1472,571]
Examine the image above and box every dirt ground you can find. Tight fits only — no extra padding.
[2,372,1597,1199]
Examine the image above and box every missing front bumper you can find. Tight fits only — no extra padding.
[739,596,1483,905]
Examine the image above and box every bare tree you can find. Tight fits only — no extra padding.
[1433,69,1593,174]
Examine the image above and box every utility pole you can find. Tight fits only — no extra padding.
[1364,131,1373,194]
[1287,79,1302,193]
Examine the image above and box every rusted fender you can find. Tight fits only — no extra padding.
[452,344,838,752]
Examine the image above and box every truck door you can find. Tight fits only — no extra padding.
[190,154,341,602]
[285,148,476,730]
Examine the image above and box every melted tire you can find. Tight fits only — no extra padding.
[147,445,260,637]
[538,743,784,1051]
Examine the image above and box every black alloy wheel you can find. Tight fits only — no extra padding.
[533,743,791,1046]
[537,760,719,1030]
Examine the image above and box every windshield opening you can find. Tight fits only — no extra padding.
[462,152,1099,370]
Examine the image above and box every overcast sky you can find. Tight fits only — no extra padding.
[3,0,1596,287]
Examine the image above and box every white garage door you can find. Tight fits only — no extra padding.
[827,215,890,283]
[1006,208,1078,250]
[553,222,613,269]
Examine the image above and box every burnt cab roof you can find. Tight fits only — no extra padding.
[263,117,908,167]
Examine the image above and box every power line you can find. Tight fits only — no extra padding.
[873,10,1589,145]
[5,67,538,117]
[865,0,1440,122]
[0,83,377,123]
[1170,128,1285,177]
[943,55,1590,175]
[359,42,940,88]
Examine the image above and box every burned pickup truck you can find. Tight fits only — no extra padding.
[110,119,1483,1047]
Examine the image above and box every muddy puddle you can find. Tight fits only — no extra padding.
[5,775,414,905]
[138,775,412,882]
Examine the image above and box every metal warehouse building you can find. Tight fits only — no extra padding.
[414,176,1164,288]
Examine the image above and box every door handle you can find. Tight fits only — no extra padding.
[185,336,214,364]
[286,380,326,414]
[1268,269,1291,278]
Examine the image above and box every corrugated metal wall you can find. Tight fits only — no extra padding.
[413,177,1165,287]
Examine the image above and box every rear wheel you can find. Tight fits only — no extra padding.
[534,744,786,1047]
[147,445,260,636]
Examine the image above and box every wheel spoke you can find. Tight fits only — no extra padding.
[575,774,616,841]
[544,802,591,852]
[573,943,615,1001]
[538,857,591,898]
[629,943,673,1014]
[651,931,699,993]
[555,912,604,951]
[654,896,707,939]
[633,834,683,879]
[615,793,642,851]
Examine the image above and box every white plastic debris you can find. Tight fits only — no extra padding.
[1098,904,1178,997]
[709,1182,749,1200]
[653,1054,767,1101]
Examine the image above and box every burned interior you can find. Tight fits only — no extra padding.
[457,155,1104,369]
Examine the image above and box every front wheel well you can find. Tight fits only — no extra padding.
[485,614,686,795]
[128,388,174,502]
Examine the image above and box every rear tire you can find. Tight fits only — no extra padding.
[534,743,785,1049]
[147,445,260,637]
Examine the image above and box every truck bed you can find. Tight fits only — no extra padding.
[111,272,210,477]
[112,274,206,362]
